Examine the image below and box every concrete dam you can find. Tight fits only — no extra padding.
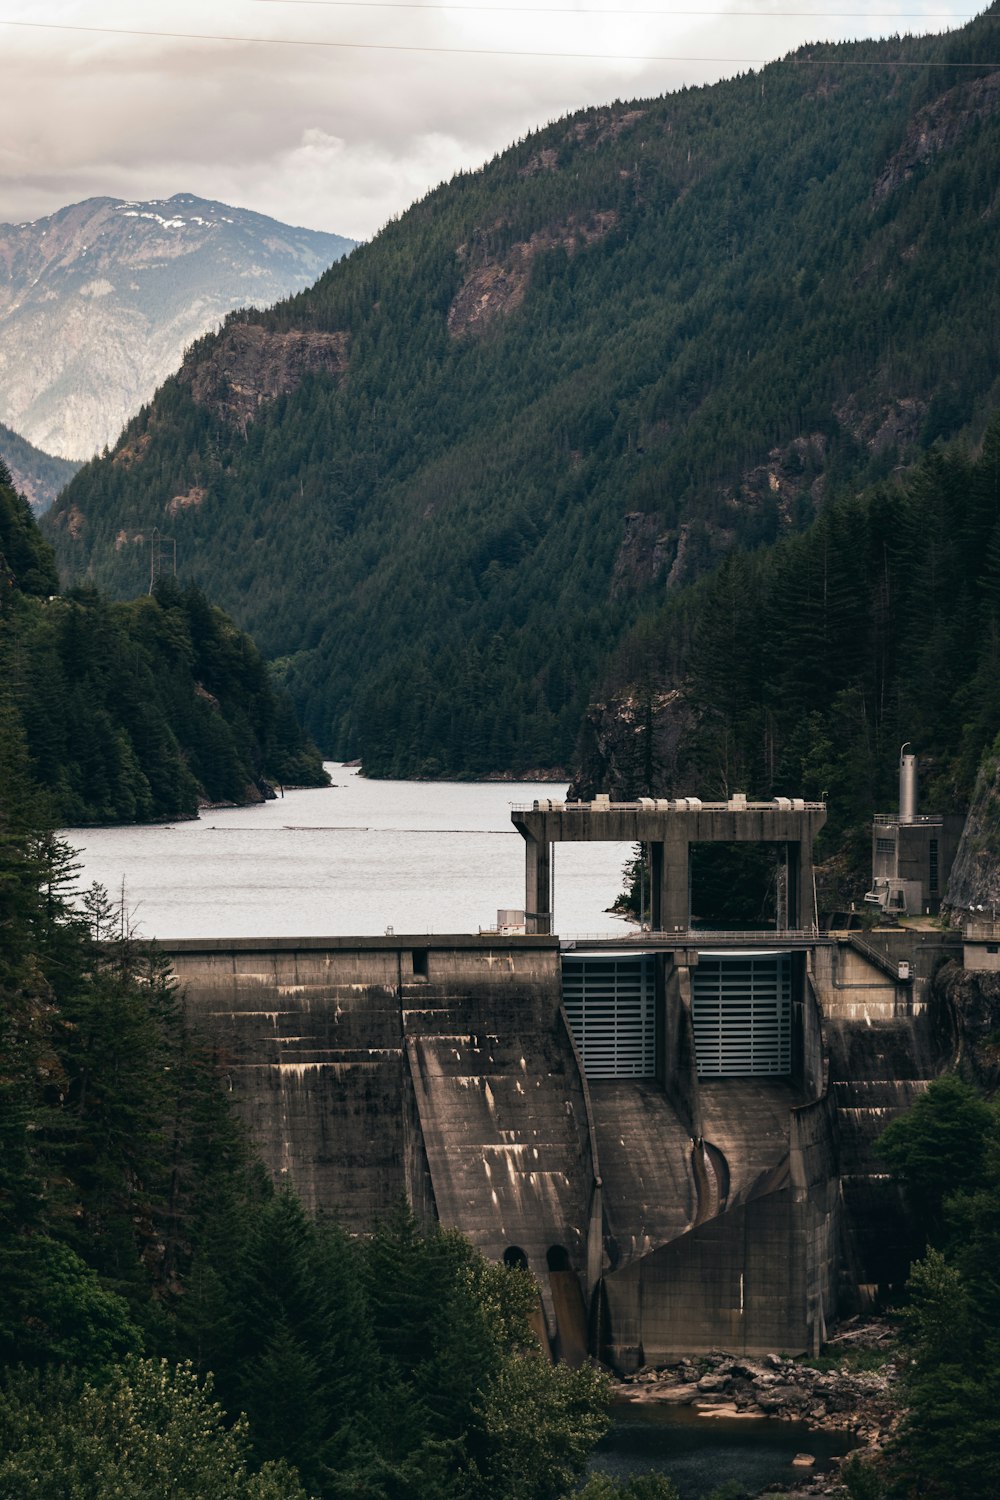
[165,797,953,1368]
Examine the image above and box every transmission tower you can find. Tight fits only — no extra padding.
[148,527,177,593]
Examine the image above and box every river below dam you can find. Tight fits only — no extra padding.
[63,764,631,940]
[591,1403,856,1497]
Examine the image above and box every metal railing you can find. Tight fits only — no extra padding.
[557,928,826,945]
[964,919,1000,939]
[511,800,827,813]
[872,813,945,826]
[844,931,907,981]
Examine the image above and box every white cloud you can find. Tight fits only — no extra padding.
[0,0,974,237]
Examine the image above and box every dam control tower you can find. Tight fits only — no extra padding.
[511,793,826,936]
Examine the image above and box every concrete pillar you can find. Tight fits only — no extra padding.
[655,833,690,933]
[524,836,552,935]
[787,842,815,931]
[650,842,664,933]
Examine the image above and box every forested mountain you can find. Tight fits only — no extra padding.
[0,462,326,823]
[573,424,1000,881]
[0,421,80,514]
[47,10,1000,779]
[0,194,355,459]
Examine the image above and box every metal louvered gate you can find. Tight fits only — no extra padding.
[561,953,655,1078]
[692,951,792,1076]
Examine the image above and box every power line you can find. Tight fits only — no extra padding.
[2,16,996,65]
[251,0,985,15]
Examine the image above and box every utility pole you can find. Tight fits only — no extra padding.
[148,528,177,593]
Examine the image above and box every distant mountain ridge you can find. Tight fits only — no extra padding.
[45,11,1000,778]
[0,421,80,514]
[0,193,356,458]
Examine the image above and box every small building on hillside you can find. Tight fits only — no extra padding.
[866,749,963,917]
[961,917,1000,971]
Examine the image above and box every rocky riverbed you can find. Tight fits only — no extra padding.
[610,1318,901,1496]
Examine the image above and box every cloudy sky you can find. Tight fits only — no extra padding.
[0,1,978,241]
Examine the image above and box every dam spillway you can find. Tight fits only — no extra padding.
[163,918,947,1367]
[159,794,952,1365]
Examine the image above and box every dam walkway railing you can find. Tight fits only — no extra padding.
[555,929,830,948]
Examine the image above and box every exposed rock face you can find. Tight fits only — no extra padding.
[610,512,679,597]
[725,433,829,524]
[564,106,647,150]
[447,212,618,337]
[609,434,829,602]
[835,394,928,454]
[945,750,1000,915]
[568,687,699,800]
[937,959,1000,1094]
[178,324,350,431]
[873,69,1000,202]
[0,194,355,458]
[519,148,560,177]
[165,486,208,518]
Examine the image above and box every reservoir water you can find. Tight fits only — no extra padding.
[63,764,632,941]
[592,1403,856,1498]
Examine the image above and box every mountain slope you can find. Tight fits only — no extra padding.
[0,461,327,823]
[0,421,80,514]
[0,194,355,458]
[572,423,1000,869]
[46,12,1000,776]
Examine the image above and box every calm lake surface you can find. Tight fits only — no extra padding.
[592,1403,855,1498]
[63,764,632,941]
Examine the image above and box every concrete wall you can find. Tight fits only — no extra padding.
[170,940,410,1229]
[169,934,596,1346]
[602,1191,805,1363]
[811,940,949,1291]
[812,942,907,1020]
[963,940,1000,972]
[165,929,941,1365]
[401,955,595,1290]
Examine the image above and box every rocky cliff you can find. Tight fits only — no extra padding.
[569,688,700,801]
[0,194,355,458]
[179,322,350,432]
[937,959,1000,1093]
[945,744,1000,915]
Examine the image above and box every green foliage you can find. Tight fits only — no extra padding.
[578,1476,681,1500]
[802,1345,891,1375]
[197,1193,379,1493]
[0,1236,142,1375]
[193,1199,611,1500]
[876,1074,995,1243]
[46,10,1000,778]
[468,1353,610,1500]
[0,1359,309,1499]
[0,465,326,823]
[0,458,59,596]
[606,424,1000,860]
[0,718,263,1370]
[2,726,612,1498]
[878,1076,1000,1497]
[839,1455,887,1500]
[0,423,81,514]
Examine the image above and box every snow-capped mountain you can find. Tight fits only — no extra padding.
[0,193,355,458]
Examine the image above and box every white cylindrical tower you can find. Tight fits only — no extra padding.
[899,747,918,824]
